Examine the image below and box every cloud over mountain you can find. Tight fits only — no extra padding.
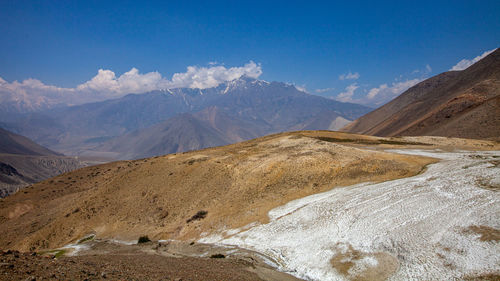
[365,79,421,106]
[336,83,359,102]
[76,68,163,96]
[450,48,496,71]
[0,61,262,110]
[315,87,334,93]
[334,79,421,106]
[169,61,262,89]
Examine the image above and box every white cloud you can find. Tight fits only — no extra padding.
[315,87,335,93]
[294,85,308,93]
[335,83,359,102]
[0,77,75,109]
[339,72,360,80]
[364,79,421,106]
[412,64,432,75]
[366,84,388,100]
[168,61,262,89]
[331,79,421,106]
[76,68,164,99]
[0,61,263,109]
[450,48,496,71]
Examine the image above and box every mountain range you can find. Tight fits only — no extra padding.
[0,52,499,280]
[1,49,499,162]
[1,77,370,159]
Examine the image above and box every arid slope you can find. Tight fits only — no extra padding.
[342,48,500,139]
[3,131,496,252]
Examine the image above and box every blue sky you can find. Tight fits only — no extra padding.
[0,0,499,106]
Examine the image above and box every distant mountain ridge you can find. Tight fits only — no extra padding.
[0,127,60,156]
[0,127,93,197]
[342,48,500,139]
[2,77,371,158]
[98,106,267,159]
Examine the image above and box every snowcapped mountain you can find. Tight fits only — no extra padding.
[2,77,371,157]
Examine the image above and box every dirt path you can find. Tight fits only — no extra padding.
[0,239,303,281]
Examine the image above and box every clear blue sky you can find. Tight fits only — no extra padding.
[1,0,499,105]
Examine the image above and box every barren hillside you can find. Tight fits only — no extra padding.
[0,131,452,252]
[342,48,500,139]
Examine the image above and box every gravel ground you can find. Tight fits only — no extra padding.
[0,249,266,281]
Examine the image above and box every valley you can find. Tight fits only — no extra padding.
[0,128,97,197]
[0,131,498,280]
[2,77,370,159]
[1,2,499,280]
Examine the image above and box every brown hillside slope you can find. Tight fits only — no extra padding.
[342,48,500,139]
[2,131,497,252]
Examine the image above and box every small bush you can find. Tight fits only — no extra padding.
[138,236,151,243]
[186,210,208,223]
[77,234,95,244]
[54,249,66,258]
[210,254,225,259]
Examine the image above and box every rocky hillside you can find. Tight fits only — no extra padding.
[0,127,60,156]
[0,127,94,197]
[0,154,91,197]
[342,48,500,139]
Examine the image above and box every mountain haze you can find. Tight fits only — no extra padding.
[0,127,60,156]
[0,128,92,197]
[2,77,370,158]
[98,107,265,160]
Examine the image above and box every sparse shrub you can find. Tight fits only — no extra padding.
[138,236,151,243]
[186,210,208,223]
[77,234,95,244]
[210,254,225,259]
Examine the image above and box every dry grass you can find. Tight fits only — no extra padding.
[5,131,492,252]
